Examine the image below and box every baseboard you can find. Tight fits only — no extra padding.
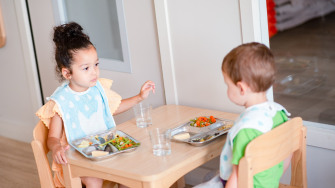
[0,117,34,143]
[306,125,335,150]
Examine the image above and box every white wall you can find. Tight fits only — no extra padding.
[155,0,270,113]
[155,0,272,113]
[0,0,42,142]
[167,0,244,113]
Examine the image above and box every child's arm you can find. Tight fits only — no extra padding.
[47,113,69,164]
[226,164,238,188]
[114,80,155,115]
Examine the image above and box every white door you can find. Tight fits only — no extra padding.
[0,0,42,142]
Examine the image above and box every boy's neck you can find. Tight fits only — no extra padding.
[244,92,268,108]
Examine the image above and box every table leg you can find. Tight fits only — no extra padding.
[177,177,186,188]
[63,163,82,188]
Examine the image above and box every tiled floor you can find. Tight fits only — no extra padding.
[270,11,335,126]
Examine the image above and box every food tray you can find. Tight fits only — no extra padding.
[171,117,234,146]
[70,129,140,161]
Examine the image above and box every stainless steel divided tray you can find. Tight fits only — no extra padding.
[171,117,233,146]
[70,129,140,161]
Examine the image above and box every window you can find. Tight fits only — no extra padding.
[52,0,131,73]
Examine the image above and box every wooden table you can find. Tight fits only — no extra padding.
[63,105,238,188]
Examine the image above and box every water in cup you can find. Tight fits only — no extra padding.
[136,116,152,128]
[133,103,152,128]
[149,128,171,156]
[153,142,171,156]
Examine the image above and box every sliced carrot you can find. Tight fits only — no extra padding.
[198,117,204,121]
[192,116,217,127]
[210,116,216,123]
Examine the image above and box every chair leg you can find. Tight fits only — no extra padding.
[63,164,82,188]
[102,180,117,188]
[170,177,185,188]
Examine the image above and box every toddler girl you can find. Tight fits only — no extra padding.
[36,22,155,188]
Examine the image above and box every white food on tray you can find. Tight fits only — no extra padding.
[92,150,109,157]
[77,140,91,148]
[173,132,190,140]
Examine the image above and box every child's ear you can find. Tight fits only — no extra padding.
[61,68,72,80]
[236,81,248,95]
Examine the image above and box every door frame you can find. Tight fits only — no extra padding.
[14,0,42,110]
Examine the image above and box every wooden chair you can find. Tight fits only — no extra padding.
[31,121,56,188]
[238,117,307,188]
[31,121,116,188]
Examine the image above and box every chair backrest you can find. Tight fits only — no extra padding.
[238,117,307,188]
[31,121,56,188]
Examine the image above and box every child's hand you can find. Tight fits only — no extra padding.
[139,80,155,100]
[52,144,70,164]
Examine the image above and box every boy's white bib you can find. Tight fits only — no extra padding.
[49,81,116,142]
[219,101,290,180]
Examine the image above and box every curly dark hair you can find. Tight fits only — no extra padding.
[53,22,94,81]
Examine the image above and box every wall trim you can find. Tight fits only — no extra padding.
[239,0,273,101]
[305,121,335,150]
[14,0,42,112]
[153,0,178,105]
[238,0,265,44]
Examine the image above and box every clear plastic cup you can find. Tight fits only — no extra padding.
[133,103,152,128]
[149,128,171,156]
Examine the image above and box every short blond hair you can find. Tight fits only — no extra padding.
[221,42,275,92]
